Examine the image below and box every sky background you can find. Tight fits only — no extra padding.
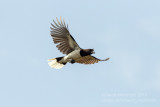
[0,0,160,107]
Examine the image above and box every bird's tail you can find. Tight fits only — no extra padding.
[48,57,66,69]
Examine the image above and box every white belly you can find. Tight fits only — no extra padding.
[64,50,81,61]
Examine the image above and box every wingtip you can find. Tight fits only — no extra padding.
[105,57,110,60]
[102,57,110,61]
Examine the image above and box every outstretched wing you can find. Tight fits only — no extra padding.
[50,17,80,55]
[75,55,110,64]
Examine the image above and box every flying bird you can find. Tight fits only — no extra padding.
[48,17,110,69]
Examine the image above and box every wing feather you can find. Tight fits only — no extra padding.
[50,17,80,54]
[75,56,110,64]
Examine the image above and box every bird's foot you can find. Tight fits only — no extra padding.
[70,60,75,64]
[68,59,75,64]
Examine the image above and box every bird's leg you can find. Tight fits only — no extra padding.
[67,58,75,64]
[70,59,75,64]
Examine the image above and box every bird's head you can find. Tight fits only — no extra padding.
[80,49,95,56]
[89,49,95,54]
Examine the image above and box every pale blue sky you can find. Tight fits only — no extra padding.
[0,0,160,107]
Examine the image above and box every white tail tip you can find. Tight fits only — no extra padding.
[48,59,64,69]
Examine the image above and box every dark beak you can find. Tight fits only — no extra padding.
[92,51,95,54]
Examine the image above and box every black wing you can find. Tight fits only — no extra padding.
[50,17,80,54]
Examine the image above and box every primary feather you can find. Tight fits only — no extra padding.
[50,18,80,54]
